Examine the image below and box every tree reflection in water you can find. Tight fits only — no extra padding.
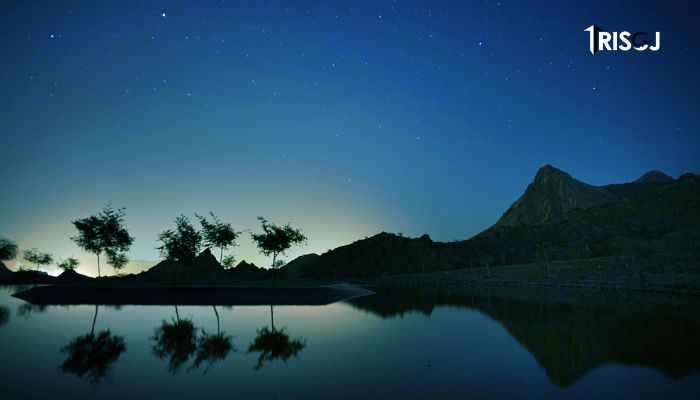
[60,305,127,383]
[151,305,197,374]
[191,305,235,374]
[247,305,305,370]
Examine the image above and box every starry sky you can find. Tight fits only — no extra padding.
[1,1,699,276]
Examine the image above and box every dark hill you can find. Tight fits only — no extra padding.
[285,165,700,280]
[55,269,92,284]
[134,248,226,283]
[0,262,12,282]
[284,233,445,279]
[636,170,673,183]
[227,260,268,280]
[0,261,55,284]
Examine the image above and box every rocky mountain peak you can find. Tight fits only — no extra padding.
[636,170,673,183]
[495,165,613,227]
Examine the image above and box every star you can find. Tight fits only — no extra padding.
[161,12,166,18]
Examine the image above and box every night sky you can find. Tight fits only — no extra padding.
[2,1,699,276]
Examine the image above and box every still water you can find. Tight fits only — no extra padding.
[1,285,699,399]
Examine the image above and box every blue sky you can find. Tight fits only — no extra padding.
[1,1,698,275]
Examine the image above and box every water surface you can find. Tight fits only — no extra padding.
[1,285,698,399]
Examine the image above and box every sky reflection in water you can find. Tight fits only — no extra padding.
[1,285,699,399]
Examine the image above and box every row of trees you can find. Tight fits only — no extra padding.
[1,237,81,273]
[1,205,307,277]
[156,214,307,270]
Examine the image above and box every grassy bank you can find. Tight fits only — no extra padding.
[351,255,700,296]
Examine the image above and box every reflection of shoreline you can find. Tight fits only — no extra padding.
[347,286,700,387]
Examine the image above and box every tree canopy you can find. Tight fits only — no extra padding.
[71,205,134,277]
[23,248,53,270]
[58,257,80,271]
[157,215,202,263]
[196,212,240,263]
[250,217,307,268]
[106,250,129,274]
[0,236,18,261]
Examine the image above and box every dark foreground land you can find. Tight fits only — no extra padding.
[351,255,700,296]
[12,284,373,306]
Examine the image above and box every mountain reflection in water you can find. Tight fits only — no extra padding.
[347,286,700,386]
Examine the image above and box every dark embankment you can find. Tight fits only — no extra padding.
[12,284,373,306]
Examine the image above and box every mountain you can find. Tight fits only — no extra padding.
[284,165,700,280]
[495,166,681,228]
[636,170,673,183]
[495,165,614,227]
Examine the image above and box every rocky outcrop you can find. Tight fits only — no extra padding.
[494,165,614,227]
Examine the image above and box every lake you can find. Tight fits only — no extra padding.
[1,285,699,399]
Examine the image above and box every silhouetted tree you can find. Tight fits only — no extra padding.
[23,248,53,271]
[60,305,127,383]
[196,213,240,264]
[192,306,234,374]
[221,254,237,269]
[157,215,202,263]
[247,306,305,370]
[151,306,198,374]
[0,236,18,262]
[58,257,80,271]
[250,217,307,270]
[71,205,134,277]
[106,250,129,275]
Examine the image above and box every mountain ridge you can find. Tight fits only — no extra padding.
[283,164,699,280]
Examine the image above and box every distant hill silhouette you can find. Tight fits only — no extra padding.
[635,170,673,183]
[56,269,92,283]
[230,260,267,280]
[136,248,224,282]
[0,261,55,284]
[284,165,700,279]
[127,248,271,283]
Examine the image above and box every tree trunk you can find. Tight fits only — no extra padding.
[271,253,277,279]
[175,305,180,322]
[91,305,98,336]
[220,248,223,265]
[270,305,275,331]
[213,305,220,335]
[97,253,101,278]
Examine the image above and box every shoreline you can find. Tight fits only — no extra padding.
[12,284,373,306]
